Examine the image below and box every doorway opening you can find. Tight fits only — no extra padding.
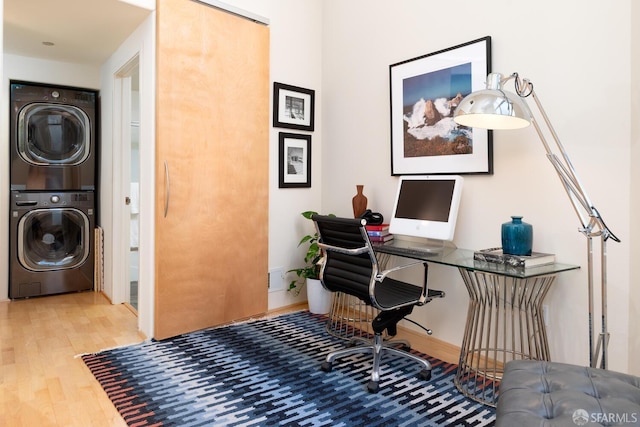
[115,56,141,312]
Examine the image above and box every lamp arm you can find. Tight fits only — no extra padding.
[524,81,619,369]
[546,152,594,225]
[526,88,620,242]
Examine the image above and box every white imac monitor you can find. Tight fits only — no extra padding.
[389,175,464,243]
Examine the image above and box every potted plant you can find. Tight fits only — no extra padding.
[288,211,334,314]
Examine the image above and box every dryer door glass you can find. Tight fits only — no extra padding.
[17,103,91,165]
[18,208,90,271]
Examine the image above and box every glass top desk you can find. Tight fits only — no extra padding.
[373,239,580,406]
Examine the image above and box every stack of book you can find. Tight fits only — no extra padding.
[473,247,555,268]
[365,224,393,243]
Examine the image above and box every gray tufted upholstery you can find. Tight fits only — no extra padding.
[496,360,640,426]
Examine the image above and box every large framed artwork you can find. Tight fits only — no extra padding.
[278,132,311,188]
[389,36,492,175]
[273,82,315,131]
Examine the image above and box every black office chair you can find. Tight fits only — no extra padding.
[312,214,445,393]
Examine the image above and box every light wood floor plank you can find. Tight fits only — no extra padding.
[0,292,144,427]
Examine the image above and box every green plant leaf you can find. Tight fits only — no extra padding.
[286,211,334,292]
[298,235,314,246]
[301,210,317,219]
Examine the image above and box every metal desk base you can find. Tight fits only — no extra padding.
[454,268,556,406]
[326,292,379,340]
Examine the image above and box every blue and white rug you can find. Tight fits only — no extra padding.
[82,311,495,426]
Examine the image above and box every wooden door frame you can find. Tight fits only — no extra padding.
[106,13,156,338]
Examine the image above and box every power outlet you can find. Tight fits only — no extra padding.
[268,268,285,292]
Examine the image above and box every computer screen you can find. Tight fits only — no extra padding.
[389,175,464,242]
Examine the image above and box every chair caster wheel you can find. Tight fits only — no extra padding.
[367,380,380,393]
[419,369,432,381]
[321,361,333,372]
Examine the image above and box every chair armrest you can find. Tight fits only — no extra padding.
[376,259,434,306]
[375,260,425,282]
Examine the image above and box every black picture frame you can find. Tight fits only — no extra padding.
[278,132,311,188]
[273,82,315,131]
[389,36,493,175]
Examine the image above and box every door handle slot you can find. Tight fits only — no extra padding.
[164,160,170,217]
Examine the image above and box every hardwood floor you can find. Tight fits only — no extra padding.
[0,291,145,427]
[0,291,460,427]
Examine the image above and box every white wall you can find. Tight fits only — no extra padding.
[0,55,100,302]
[630,2,640,376]
[321,0,633,372]
[99,0,637,370]
[2,0,637,374]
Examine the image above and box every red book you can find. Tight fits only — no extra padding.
[365,224,390,232]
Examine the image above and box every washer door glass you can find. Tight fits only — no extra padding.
[17,103,91,165]
[18,208,90,271]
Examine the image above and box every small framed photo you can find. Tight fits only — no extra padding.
[279,132,311,188]
[389,36,493,175]
[273,82,315,131]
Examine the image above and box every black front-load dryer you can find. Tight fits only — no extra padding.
[10,81,98,191]
[9,191,95,299]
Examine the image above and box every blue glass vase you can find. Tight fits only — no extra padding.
[501,216,533,256]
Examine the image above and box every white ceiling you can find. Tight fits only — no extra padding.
[4,0,152,66]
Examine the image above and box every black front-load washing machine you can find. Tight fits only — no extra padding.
[9,191,95,299]
[9,81,98,191]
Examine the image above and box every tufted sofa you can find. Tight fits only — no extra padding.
[496,360,640,426]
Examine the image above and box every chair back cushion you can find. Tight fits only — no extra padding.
[312,215,375,303]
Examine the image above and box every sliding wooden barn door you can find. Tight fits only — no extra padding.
[155,0,269,339]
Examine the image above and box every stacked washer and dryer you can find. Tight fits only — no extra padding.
[9,81,98,299]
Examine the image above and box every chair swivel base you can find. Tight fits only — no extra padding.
[320,333,433,393]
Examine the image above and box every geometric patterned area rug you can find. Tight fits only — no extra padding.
[82,311,496,426]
